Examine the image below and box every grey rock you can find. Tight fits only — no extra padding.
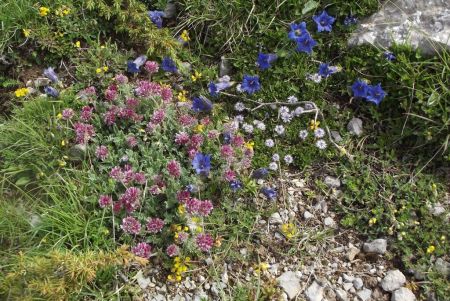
[381,270,406,292]
[343,283,354,291]
[347,118,363,136]
[331,130,343,143]
[269,212,283,224]
[219,56,232,77]
[324,217,335,227]
[33,78,51,87]
[68,144,86,161]
[356,288,372,301]
[335,288,348,301]
[151,294,166,301]
[363,239,387,254]
[163,1,177,19]
[304,280,324,301]
[430,203,445,216]
[135,270,150,289]
[277,271,301,300]
[347,246,361,261]
[391,287,416,301]
[343,274,355,283]
[304,211,314,220]
[348,0,450,55]
[353,278,364,290]
[324,176,341,188]
[434,258,450,277]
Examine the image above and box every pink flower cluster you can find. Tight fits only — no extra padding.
[95,145,108,160]
[167,160,181,178]
[115,74,129,84]
[146,218,165,233]
[98,195,112,208]
[135,80,162,97]
[73,122,95,144]
[121,216,141,234]
[62,108,74,120]
[196,233,214,252]
[118,187,141,213]
[144,61,159,74]
[109,165,146,185]
[185,198,214,216]
[80,106,93,122]
[132,242,152,258]
[166,244,179,257]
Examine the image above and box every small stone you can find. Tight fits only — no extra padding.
[430,203,445,216]
[343,274,355,283]
[135,270,150,289]
[304,281,324,301]
[335,288,348,301]
[240,248,247,256]
[219,56,232,77]
[363,239,387,254]
[349,287,356,294]
[221,270,229,284]
[324,217,335,227]
[33,78,51,87]
[324,176,341,188]
[353,278,364,290]
[304,211,314,220]
[293,179,305,188]
[391,287,416,301]
[68,144,87,161]
[381,270,406,292]
[347,246,360,261]
[269,212,283,224]
[277,271,301,300]
[356,288,372,301]
[434,258,450,277]
[347,118,363,136]
[331,131,343,143]
[343,283,354,291]
[205,257,213,266]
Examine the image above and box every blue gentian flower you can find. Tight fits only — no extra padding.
[366,83,386,105]
[351,80,369,98]
[295,33,317,55]
[43,67,58,83]
[208,82,218,97]
[241,75,261,95]
[257,52,278,70]
[384,51,396,61]
[230,180,242,192]
[192,153,211,176]
[161,57,177,73]
[344,15,358,26]
[148,11,165,28]
[208,75,232,97]
[313,11,336,32]
[192,96,213,112]
[186,184,199,193]
[288,22,307,40]
[223,132,232,144]
[127,55,148,73]
[44,86,59,98]
[252,168,268,179]
[318,63,338,78]
[261,187,277,200]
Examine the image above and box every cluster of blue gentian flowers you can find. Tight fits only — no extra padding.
[43,67,59,97]
[351,80,386,105]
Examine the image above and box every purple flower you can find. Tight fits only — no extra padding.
[148,10,165,28]
[208,75,232,97]
[295,33,317,55]
[252,168,268,179]
[44,86,59,98]
[161,57,177,73]
[127,55,147,73]
[230,180,242,192]
[261,187,277,200]
[121,216,141,234]
[95,145,108,160]
[115,74,129,84]
[366,83,386,105]
[80,106,93,122]
[61,108,74,120]
[318,63,337,78]
[351,80,369,98]
[384,51,396,61]
[192,153,211,176]
[288,22,307,40]
[119,187,141,213]
[192,96,213,112]
[73,122,95,144]
[196,233,214,252]
[43,67,58,83]
[146,217,165,233]
[166,244,180,257]
[98,195,112,208]
[313,11,335,32]
[257,52,278,70]
[241,75,261,95]
[344,15,358,26]
[132,242,152,258]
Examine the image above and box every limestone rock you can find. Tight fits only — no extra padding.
[347,118,363,136]
[304,280,324,301]
[381,270,406,292]
[363,239,387,254]
[391,287,416,301]
[277,271,301,300]
[356,288,372,301]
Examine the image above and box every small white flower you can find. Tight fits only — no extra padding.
[269,162,278,171]
[256,122,266,131]
[314,128,325,138]
[315,139,327,149]
[307,73,322,83]
[274,125,285,136]
[236,84,243,92]
[265,139,275,148]
[272,153,280,161]
[256,179,264,185]
[252,119,261,125]
[234,102,246,112]
[299,130,308,140]
[294,107,304,116]
[304,103,314,110]
[287,95,298,103]
[281,112,292,123]
[284,155,293,164]
[242,123,254,134]
[279,106,289,115]
[234,115,244,123]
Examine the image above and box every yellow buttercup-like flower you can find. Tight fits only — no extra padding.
[194,124,204,133]
[96,68,102,74]
[39,7,50,17]
[22,29,31,37]
[74,41,81,48]
[14,88,29,97]
[369,217,377,226]
[426,245,435,254]
[102,66,108,72]
[309,119,320,131]
[177,90,188,102]
[191,70,202,82]
[180,30,190,42]
[63,8,71,15]
[244,141,254,150]
[281,223,297,239]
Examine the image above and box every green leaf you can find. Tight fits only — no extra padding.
[427,91,440,106]
[15,177,31,186]
[302,0,319,15]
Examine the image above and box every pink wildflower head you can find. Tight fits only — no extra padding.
[185,198,201,214]
[189,134,204,149]
[240,157,252,169]
[146,122,157,133]
[104,85,118,102]
[113,201,122,213]
[220,145,234,157]
[175,132,190,145]
[177,190,191,203]
[135,80,162,97]
[198,200,213,216]
[95,145,108,160]
[151,109,166,125]
[146,218,165,233]
[207,130,220,139]
[223,169,236,182]
[196,233,214,252]
[103,108,117,126]
[84,86,96,95]
[117,108,137,120]
[61,108,74,120]
[176,231,189,244]
[121,216,141,234]
[232,135,245,147]
[126,136,138,148]
[115,74,129,84]
[178,114,197,127]
[110,166,123,181]
[98,195,112,208]
[133,172,146,184]
[187,148,198,160]
[167,160,181,178]
[120,187,141,213]
[73,122,95,144]
[166,244,180,257]
[200,117,211,126]
[126,98,140,109]
[132,242,152,258]
[144,61,159,74]
[161,86,173,103]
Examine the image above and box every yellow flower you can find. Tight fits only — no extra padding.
[102,66,108,72]
[177,90,188,102]
[22,29,31,37]
[63,8,71,15]
[369,217,377,226]
[61,140,66,146]
[191,70,202,82]
[196,226,203,233]
[58,160,66,167]
[281,223,297,239]
[440,235,446,241]
[56,113,63,119]
[39,7,50,17]
[194,124,204,133]
[14,87,29,98]
[100,45,106,49]
[96,68,102,74]
[244,141,254,151]
[180,30,190,42]
[309,119,320,131]
[426,245,435,254]
[74,41,81,48]
[177,204,186,215]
